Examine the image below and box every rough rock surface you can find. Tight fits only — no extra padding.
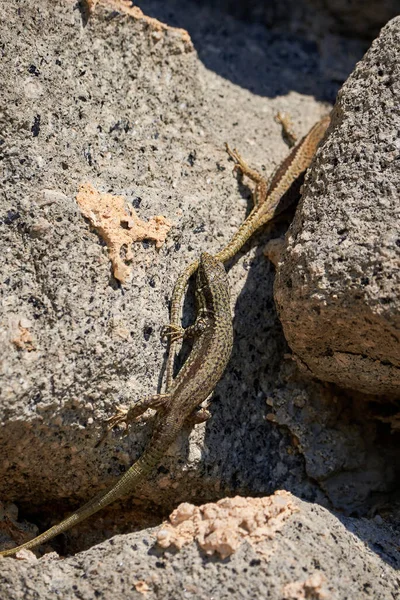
[275,17,400,397]
[0,0,339,519]
[0,496,398,600]
[1,0,399,596]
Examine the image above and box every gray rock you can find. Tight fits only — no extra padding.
[0,496,398,600]
[275,16,400,397]
[0,0,342,518]
[1,1,398,595]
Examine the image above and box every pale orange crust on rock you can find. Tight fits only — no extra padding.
[83,0,193,51]
[157,491,299,559]
[76,183,172,282]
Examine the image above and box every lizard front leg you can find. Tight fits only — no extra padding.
[163,313,210,344]
[225,112,300,210]
[163,308,213,391]
[185,405,212,425]
[225,143,269,208]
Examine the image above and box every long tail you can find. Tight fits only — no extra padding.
[0,441,167,557]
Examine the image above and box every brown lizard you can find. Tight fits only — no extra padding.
[0,252,233,557]
[165,115,330,388]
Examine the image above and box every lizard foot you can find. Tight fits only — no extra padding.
[106,406,131,430]
[161,323,185,343]
[225,143,264,184]
[185,406,212,426]
[96,394,172,446]
[275,111,297,147]
[225,142,268,208]
[95,406,130,447]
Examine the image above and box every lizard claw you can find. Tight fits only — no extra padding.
[95,406,130,447]
[275,111,297,147]
[105,406,130,429]
[225,143,243,170]
[161,323,185,343]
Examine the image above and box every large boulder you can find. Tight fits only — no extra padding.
[275,17,400,397]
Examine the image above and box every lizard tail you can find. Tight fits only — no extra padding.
[0,487,117,557]
[0,440,168,557]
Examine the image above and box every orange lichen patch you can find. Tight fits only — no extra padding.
[156,491,299,560]
[282,573,329,600]
[88,0,192,50]
[12,321,36,351]
[77,183,172,283]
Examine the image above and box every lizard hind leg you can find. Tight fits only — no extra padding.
[113,393,171,426]
[96,394,171,446]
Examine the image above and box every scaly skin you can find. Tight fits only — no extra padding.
[0,253,233,557]
[165,115,330,388]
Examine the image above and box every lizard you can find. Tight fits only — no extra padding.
[0,252,233,557]
[165,114,330,389]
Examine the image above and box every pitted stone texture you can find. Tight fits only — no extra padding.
[274,17,400,397]
[0,496,398,600]
[0,0,338,515]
